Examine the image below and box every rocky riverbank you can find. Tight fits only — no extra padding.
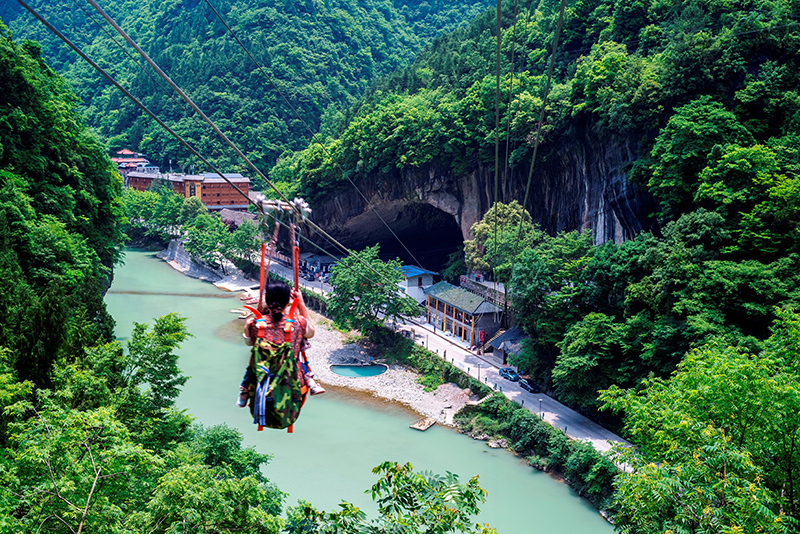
[304,312,478,426]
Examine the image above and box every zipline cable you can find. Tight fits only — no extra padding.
[200,0,426,270]
[82,0,299,216]
[77,0,427,288]
[15,0,252,208]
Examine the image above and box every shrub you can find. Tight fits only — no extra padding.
[564,441,617,509]
[527,454,553,472]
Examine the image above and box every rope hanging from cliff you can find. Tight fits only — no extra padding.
[507,0,567,282]
[502,0,521,188]
[493,0,503,210]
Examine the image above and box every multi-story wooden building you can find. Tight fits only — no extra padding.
[126,171,250,211]
[424,281,502,347]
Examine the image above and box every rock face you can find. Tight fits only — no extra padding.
[310,133,659,250]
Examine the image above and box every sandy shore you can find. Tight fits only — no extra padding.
[303,311,477,426]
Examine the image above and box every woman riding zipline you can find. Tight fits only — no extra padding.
[239,277,325,433]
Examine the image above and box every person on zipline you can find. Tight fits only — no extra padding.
[238,279,325,407]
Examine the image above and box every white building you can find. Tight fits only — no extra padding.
[398,265,438,303]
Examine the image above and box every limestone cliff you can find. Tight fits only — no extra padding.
[309,133,659,256]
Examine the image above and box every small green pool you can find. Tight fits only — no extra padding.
[330,364,388,377]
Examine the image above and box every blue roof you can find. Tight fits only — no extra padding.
[399,265,438,278]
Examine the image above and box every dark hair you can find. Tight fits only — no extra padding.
[262,279,291,322]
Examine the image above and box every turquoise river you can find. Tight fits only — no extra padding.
[105,249,615,534]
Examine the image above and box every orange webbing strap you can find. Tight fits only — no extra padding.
[286,221,303,435]
[285,300,300,434]
[258,242,266,312]
[258,220,281,313]
[293,246,300,288]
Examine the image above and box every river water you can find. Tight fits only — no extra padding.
[105,249,614,534]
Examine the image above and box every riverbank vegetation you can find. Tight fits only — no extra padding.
[455,393,617,513]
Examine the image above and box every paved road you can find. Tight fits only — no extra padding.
[265,262,629,455]
[402,320,630,454]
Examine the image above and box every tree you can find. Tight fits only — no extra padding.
[552,313,621,409]
[647,96,754,219]
[328,245,419,333]
[123,313,191,411]
[228,218,259,261]
[183,213,232,274]
[149,188,183,239]
[178,196,207,226]
[126,462,284,534]
[464,201,542,284]
[286,462,497,534]
[600,309,800,529]
[441,245,467,283]
[6,400,160,533]
[509,230,594,382]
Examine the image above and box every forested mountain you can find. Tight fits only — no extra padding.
[0,0,495,187]
[279,0,800,388]
[276,0,800,207]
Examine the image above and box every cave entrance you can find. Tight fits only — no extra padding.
[336,202,464,273]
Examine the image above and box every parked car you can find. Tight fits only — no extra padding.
[519,378,539,393]
[499,367,520,381]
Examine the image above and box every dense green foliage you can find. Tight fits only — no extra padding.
[600,309,800,533]
[0,313,286,533]
[0,30,288,531]
[0,23,125,386]
[271,0,800,203]
[1,0,494,187]
[328,244,419,332]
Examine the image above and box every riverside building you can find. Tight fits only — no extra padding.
[126,170,251,211]
[424,281,502,347]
